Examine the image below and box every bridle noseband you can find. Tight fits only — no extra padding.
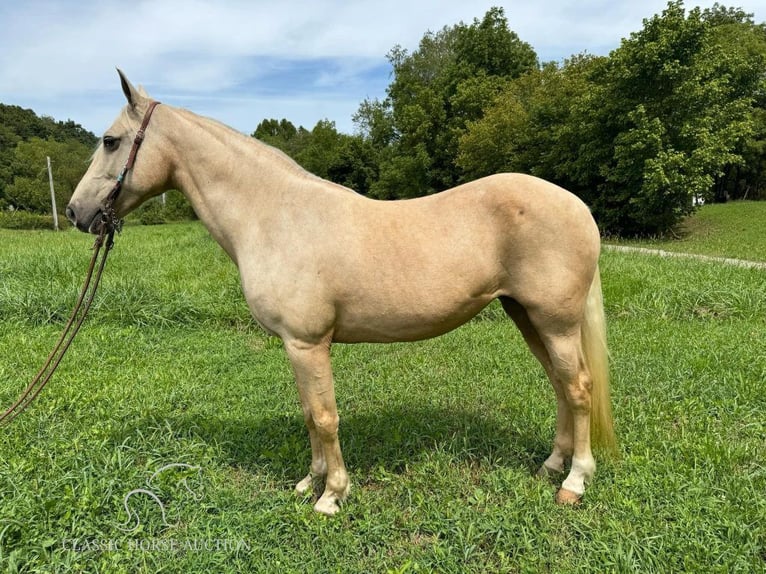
[0,101,161,427]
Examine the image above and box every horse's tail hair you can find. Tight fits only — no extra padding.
[582,265,617,456]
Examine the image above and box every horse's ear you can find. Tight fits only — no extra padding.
[117,68,142,109]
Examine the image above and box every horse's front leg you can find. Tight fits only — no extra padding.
[294,382,327,496]
[284,337,350,516]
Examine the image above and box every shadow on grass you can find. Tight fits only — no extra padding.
[125,405,552,485]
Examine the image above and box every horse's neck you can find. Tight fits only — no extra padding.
[165,109,313,261]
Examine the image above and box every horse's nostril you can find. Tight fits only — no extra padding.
[65,206,76,223]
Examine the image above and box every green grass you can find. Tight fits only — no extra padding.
[0,222,764,573]
[613,200,766,261]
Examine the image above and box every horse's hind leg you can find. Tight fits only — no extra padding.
[501,298,574,476]
[503,298,595,502]
[537,328,596,503]
[284,338,350,516]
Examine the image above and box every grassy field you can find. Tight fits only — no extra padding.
[614,200,766,261]
[0,215,764,573]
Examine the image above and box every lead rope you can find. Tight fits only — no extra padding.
[0,101,160,427]
[0,224,115,426]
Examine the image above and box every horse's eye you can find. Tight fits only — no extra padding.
[103,136,120,151]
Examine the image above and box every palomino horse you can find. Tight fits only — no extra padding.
[67,71,616,515]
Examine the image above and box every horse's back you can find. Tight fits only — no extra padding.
[321,173,600,342]
[352,172,600,278]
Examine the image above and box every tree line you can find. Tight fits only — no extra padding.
[0,104,96,218]
[0,104,191,228]
[256,2,766,236]
[2,2,764,236]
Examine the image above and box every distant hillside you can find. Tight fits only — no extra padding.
[615,200,766,262]
[0,103,97,215]
[0,103,96,147]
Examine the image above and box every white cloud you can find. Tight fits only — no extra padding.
[0,0,763,134]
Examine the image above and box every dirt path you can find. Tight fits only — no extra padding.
[603,245,766,270]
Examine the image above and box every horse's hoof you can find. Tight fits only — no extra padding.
[313,495,341,516]
[555,488,582,505]
[295,473,314,495]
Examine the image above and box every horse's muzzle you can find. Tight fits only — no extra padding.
[65,204,103,234]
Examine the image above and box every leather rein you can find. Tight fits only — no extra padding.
[0,101,161,427]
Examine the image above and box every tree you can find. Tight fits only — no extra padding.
[459,1,765,236]
[353,98,396,149]
[457,55,604,186]
[249,3,765,236]
[591,1,762,234]
[253,117,300,141]
[359,7,538,198]
[728,107,766,200]
[0,104,96,209]
[4,138,93,213]
[253,118,378,194]
[293,120,345,179]
[252,118,309,159]
[703,5,766,200]
[325,137,379,195]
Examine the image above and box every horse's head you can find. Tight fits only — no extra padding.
[67,70,169,233]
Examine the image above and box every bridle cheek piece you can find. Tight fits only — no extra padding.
[99,100,162,245]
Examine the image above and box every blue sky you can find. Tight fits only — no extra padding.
[0,0,763,136]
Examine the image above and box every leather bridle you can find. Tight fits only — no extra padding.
[0,101,161,426]
[103,100,162,234]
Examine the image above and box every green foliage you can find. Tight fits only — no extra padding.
[129,190,198,226]
[708,6,766,200]
[3,137,93,214]
[730,106,766,200]
[252,118,307,158]
[0,103,95,146]
[458,56,603,184]
[5,4,760,237]
[0,222,764,571]
[293,7,539,200]
[592,1,760,234]
[0,104,96,211]
[252,119,379,195]
[0,209,66,230]
[2,3,764,238]
[252,3,765,237]
[293,119,346,179]
[458,2,765,236]
[353,98,396,149]
[365,7,537,197]
[246,4,766,236]
[325,136,380,195]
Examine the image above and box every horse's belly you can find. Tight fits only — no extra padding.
[332,294,494,343]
